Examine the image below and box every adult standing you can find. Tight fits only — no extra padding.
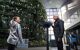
[52,16,64,50]
[7,16,23,50]
[69,32,78,50]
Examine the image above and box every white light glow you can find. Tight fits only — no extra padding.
[51,35,55,40]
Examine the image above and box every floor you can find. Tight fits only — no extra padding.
[0,47,57,50]
[0,46,80,50]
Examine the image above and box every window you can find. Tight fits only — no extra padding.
[46,8,59,40]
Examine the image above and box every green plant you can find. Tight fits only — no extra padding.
[0,0,47,47]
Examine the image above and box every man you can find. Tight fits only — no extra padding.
[52,16,64,50]
[7,16,23,50]
[69,32,78,50]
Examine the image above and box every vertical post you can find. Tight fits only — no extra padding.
[46,28,49,50]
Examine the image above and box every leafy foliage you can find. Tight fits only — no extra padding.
[0,0,47,47]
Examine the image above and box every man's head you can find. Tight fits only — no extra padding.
[13,16,21,23]
[53,16,59,20]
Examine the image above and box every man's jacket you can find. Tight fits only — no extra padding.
[52,19,64,38]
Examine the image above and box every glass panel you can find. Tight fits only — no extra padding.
[46,9,50,12]
[53,9,57,12]
[47,12,50,15]
[46,8,58,40]
[49,12,54,15]
[47,16,51,18]
[51,35,55,40]
[54,12,58,15]
[49,30,54,35]
[49,26,53,30]
[49,16,53,18]
[47,18,53,22]
[49,9,53,12]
